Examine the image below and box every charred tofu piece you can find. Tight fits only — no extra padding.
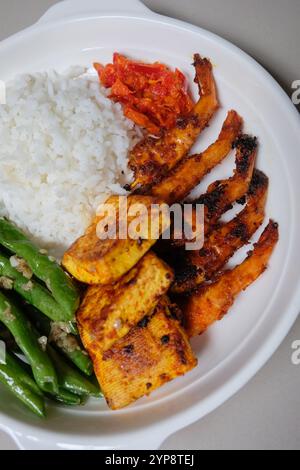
[96,298,197,410]
[77,252,174,354]
[62,195,170,285]
[129,54,219,189]
[149,110,243,204]
[184,220,279,337]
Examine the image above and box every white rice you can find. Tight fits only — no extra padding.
[0,67,139,257]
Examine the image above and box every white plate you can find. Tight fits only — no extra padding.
[0,0,299,450]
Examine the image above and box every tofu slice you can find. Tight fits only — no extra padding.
[96,298,197,410]
[63,195,170,285]
[77,252,174,354]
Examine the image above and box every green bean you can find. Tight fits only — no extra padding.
[0,252,69,322]
[27,306,93,376]
[5,351,43,397]
[48,347,101,397]
[47,388,85,406]
[0,218,79,320]
[0,358,45,418]
[0,291,58,394]
[57,341,93,377]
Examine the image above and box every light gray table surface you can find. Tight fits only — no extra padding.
[0,0,299,451]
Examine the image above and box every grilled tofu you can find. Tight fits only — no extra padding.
[96,298,197,410]
[184,220,279,337]
[149,110,243,204]
[129,54,219,189]
[172,169,268,293]
[77,252,174,354]
[62,195,170,285]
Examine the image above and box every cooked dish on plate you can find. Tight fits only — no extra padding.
[0,53,279,416]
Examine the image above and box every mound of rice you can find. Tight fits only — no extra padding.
[0,67,139,257]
